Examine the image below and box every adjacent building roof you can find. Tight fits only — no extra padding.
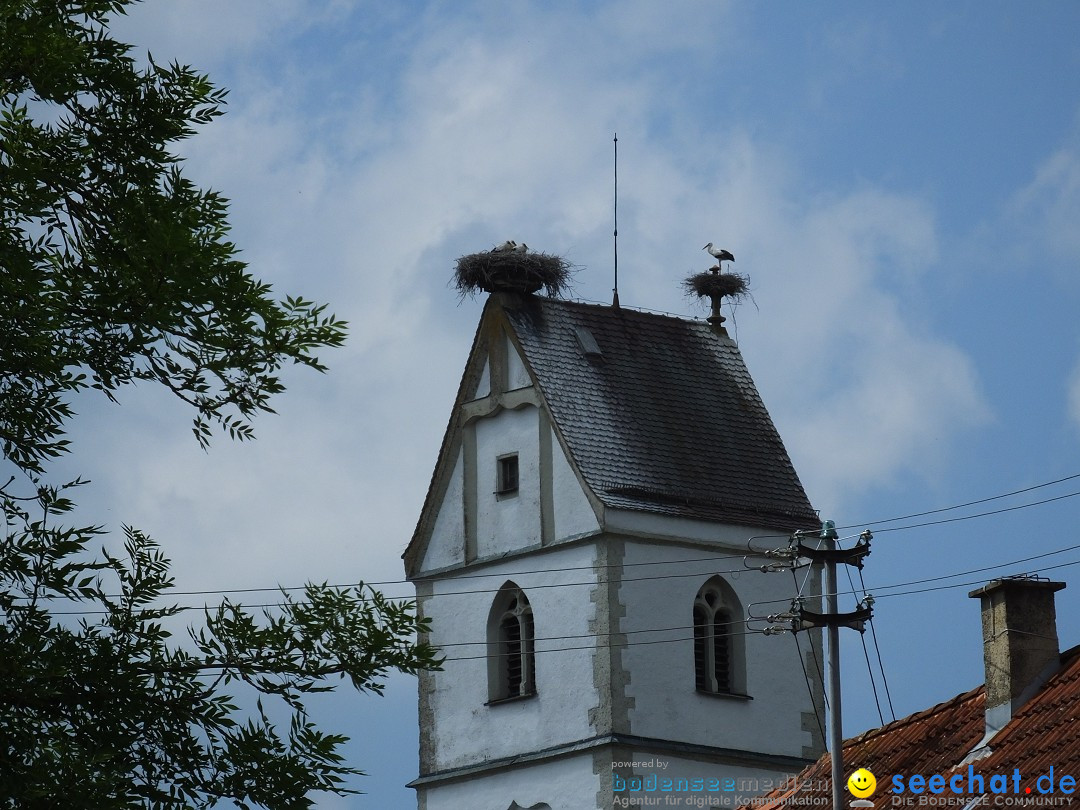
[750,645,1080,808]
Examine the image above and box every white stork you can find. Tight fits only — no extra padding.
[703,243,735,265]
[492,240,517,253]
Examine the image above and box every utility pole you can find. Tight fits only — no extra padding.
[762,522,872,810]
[824,524,844,810]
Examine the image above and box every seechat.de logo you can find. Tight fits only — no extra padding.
[849,768,877,808]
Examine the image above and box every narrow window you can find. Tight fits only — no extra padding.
[496,454,519,495]
[487,583,536,701]
[693,577,745,695]
[693,605,709,691]
[713,609,732,692]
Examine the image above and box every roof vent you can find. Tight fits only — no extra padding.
[573,326,603,360]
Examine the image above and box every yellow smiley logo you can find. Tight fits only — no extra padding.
[847,768,877,798]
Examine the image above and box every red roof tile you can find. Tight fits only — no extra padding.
[748,645,1080,809]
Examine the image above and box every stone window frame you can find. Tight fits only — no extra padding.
[486,581,537,703]
[693,575,747,697]
[495,453,519,497]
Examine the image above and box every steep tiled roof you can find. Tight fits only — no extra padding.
[749,646,1080,808]
[504,297,818,532]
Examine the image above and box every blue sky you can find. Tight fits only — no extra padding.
[51,1,1080,807]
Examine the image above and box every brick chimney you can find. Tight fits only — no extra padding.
[968,577,1065,737]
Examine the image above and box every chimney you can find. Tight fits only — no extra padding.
[968,577,1065,737]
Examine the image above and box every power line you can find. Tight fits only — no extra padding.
[833,472,1080,532]
[17,471,1080,607]
[422,614,752,650]
[859,567,895,721]
[788,563,829,712]
[845,559,884,726]
[756,556,1080,609]
[870,488,1080,534]
[33,560,763,615]
[19,549,762,602]
[19,554,1080,680]
[792,632,827,748]
[868,541,1080,593]
[437,624,769,664]
[26,534,1080,620]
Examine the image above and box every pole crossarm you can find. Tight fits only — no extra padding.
[791,528,872,569]
[793,603,873,633]
[794,538,870,568]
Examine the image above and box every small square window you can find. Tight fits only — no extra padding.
[496,454,519,495]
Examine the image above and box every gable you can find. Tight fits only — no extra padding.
[405,297,601,578]
[407,293,817,578]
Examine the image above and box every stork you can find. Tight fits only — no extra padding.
[492,240,517,253]
[703,243,735,267]
[515,243,529,253]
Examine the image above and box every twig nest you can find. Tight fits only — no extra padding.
[454,250,573,298]
[683,270,750,301]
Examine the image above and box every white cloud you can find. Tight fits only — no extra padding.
[112,0,342,70]
[1002,109,1080,274]
[1014,143,1080,264]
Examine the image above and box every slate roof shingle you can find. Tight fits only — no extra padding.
[504,297,818,532]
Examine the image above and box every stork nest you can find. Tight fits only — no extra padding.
[683,270,750,302]
[454,250,573,298]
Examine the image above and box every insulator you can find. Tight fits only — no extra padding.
[759,562,791,573]
[765,546,798,559]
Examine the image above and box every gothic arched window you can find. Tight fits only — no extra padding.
[693,576,746,695]
[487,582,536,701]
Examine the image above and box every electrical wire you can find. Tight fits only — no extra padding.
[792,632,827,750]
[859,567,895,721]
[788,564,828,712]
[868,487,1080,533]
[17,549,767,602]
[437,624,768,664]
[33,560,761,616]
[832,472,1080,532]
[399,615,755,650]
[16,470,1080,608]
[755,556,1080,609]
[26,533,1080,624]
[844,559,884,726]
[870,541,1080,593]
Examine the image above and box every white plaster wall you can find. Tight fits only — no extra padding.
[506,335,531,390]
[420,449,466,572]
[472,357,491,400]
[619,535,820,760]
[606,509,791,547]
[474,405,542,557]
[612,750,802,809]
[550,429,600,542]
[423,544,600,772]
[421,753,599,810]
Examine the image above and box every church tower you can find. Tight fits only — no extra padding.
[404,289,824,810]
